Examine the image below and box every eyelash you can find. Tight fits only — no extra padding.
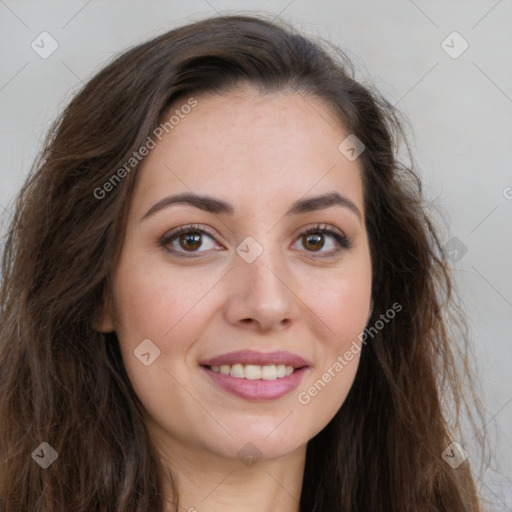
[158,223,354,259]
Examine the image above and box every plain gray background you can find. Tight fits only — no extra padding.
[1,0,511,508]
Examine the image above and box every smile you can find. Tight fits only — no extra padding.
[208,363,294,380]
[200,350,309,401]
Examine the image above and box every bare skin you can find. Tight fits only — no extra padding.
[99,84,372,511]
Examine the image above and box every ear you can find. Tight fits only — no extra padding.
[367,298,374,323]
[93,296,116,333]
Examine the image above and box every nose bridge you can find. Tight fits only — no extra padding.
[237,232,287,293]
[227,231,299,329]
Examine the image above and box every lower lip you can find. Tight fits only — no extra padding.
[201,366,308,401]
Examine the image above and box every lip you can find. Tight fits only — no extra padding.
[199,350,309,368]
[199,351,310,401]
[202,366,308,401]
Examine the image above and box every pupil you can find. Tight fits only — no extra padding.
[304,233,323,251]
[180,233,202,251]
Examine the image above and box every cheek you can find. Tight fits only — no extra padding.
[305,263,372,348]
[328,280,370,334]
[112,253,213,342]
[110,252,220,402]
[110,259,209,410]
[296,260,371,414]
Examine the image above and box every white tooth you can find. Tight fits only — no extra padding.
[219,363,294,379]
[244,364,262,380]
[276,364,286,378]
[220,364,231,375]
[231,364,244,378]
[261,365,278,380]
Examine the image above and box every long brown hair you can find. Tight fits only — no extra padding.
[0,13,486,511]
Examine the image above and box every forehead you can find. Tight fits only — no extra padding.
[131,86,364,218]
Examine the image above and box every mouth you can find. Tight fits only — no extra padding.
[199,350,309,401]
[206,363,295,380]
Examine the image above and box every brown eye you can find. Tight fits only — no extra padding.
[291,224,353,257]
[302,233,325,251]
[178,232,203,251]
[159,225,221,257]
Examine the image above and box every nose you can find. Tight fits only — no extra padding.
[223,241,300,332]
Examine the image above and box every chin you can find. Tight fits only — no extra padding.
[213,417,312,461]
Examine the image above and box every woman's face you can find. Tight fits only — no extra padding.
[100,84,372,462]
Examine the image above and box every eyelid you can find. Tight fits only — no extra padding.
[292,222,347,241]
[166,223,219,241]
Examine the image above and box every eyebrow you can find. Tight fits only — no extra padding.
[140,191,362,222]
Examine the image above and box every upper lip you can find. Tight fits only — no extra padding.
[199,350,309,368]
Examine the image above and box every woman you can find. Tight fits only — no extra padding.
[0,14,485,512]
